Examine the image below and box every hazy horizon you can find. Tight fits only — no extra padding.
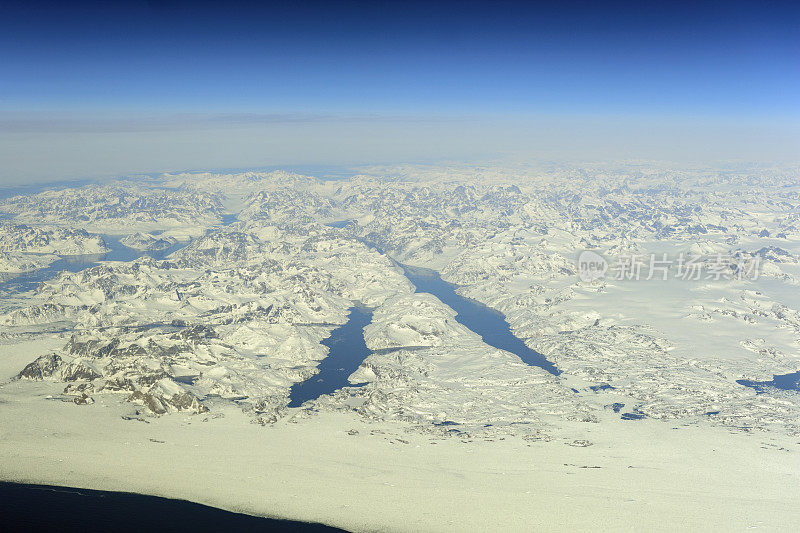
[1,111,797,184]
[1,0,798,183]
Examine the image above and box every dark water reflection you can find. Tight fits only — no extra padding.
[288,307,372,408]
[0,482,343,532]
[0,235,189,294]
[401,265,561,376]
[737,371,800,394]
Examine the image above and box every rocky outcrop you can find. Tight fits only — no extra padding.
[17,353,62,380]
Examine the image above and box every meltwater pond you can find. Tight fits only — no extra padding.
[737,370,800,394]
[324,220,353,229]
[288,307,373,408]
[401,265,561,376]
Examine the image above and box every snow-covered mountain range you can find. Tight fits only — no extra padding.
[1,165,799,438]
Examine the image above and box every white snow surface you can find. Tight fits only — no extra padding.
[1,163,799,530]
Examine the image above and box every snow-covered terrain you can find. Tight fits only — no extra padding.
[119,232,178,252]
[0,183,224,236]
[0,223,108,275]
[1,164,799,530]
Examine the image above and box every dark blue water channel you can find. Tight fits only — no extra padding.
[401,265,561,376]
[286,262,562,408]
[0,235,188,294]
[297,230,561,410]
[287,307,373,408]
[737,371,800,394]
[0,482,343,532]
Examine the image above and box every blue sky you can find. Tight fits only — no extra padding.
[1,1,798,181]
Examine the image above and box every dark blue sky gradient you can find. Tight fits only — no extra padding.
[2,0,798,116]
[0,1,798,182]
